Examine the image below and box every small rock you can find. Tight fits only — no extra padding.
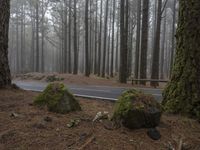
[67,119,80,128]
[44,116,52,122]
[10,112,20,118]
[147,128,161,140]
[93,111,109,122]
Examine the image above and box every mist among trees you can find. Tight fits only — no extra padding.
[1,0,200,148]
[8,0,178,83]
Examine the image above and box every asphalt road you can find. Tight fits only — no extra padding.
[13,80,163,102]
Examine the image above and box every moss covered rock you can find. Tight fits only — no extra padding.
[112,89,162,129]
[34,83,81,114]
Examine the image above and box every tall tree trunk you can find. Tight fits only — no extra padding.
[94,0,98,75]
[170,0,177,77]
[16,6,20,73]
[85,0,90,76]
[110,0,116,77]
[97,0,103,76]
[162,0,200,120]
[30,7,35,72]
[127,9,134,77]
[119,0,128,83]
[150,0,157,72]
[63,0,68,73]
[20,4,24,73]
[140,0,149,85]
[68,0,72,73]
[160,9,167,79]
[41,0,45,73]
[124,0,129,78]
[107,7,112,76]
[73,0,78,74]
[107,29,111,75]
[0,0,11,88]
[35,0,39,72]
[102,0,109,78]
[135,0,141,82]
[151,0,162,87]
[89,0,93,73]
[115,11,120,73]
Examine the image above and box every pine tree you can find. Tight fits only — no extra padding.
[85,0,90,76]
[140,0,149,85]
[135,0,141,82]
[151,0,162,87]
[119,0,128,83]
[162,0,200,119]
[0,0,11,88]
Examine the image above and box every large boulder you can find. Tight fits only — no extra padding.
[112,89,162,129]
[34,83,81,114]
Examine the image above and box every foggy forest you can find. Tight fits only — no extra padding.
[0,0,200,149]
[8,0,177,84]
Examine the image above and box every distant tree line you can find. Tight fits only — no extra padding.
[8,0,178,84]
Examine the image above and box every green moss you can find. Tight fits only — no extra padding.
[34,83,81,114]
[45,75,64,82]
[112,89,162,129]
[112,89,160,120]
[112,90,136,119]
[162,0,200,120]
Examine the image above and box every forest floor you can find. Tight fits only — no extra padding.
[0,89,200,150]
[14,72,167,88]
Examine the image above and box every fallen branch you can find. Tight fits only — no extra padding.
[78,136,95,150]
[178,138,183,150]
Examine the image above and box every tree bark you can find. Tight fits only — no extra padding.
[85,0,90,76]
[134,0,141,82]
[160,9,167,79]
[110,0,116,77]
[68,0,72,73]
[162,0,200,119]
[35,0,39,72]
[119,0,128,83]
[170,0,177,77]
[151,0,162,87]
[41,0,45,73]
[20,4,24,73]
[30,7,35,72]
[102,0,109,78]
[140,0,149,85]
[0,0,11,88]
[94,0,98,75]
[97,0,103,76]
[16,4,20,73]
[73,0,78,74]
[115,8,120,73]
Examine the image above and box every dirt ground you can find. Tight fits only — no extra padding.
[14,72,167,88]
[0,89,200,150]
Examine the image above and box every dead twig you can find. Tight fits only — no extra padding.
[78,136,95,150]
[178,138,183,150]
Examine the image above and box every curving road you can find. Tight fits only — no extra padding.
[13,80,163,102]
